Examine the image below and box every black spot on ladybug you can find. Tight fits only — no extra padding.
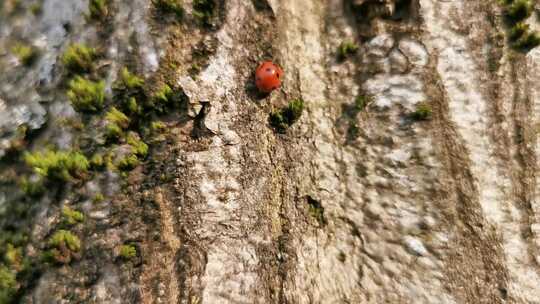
[276,73,280,78]
[266,68,272,72]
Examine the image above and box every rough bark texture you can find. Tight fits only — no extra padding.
[1,0,540,303]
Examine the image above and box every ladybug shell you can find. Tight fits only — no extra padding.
[255,61,283,93]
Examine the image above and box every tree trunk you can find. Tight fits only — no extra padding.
[1,0,540,303]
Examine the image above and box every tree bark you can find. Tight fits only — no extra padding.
[1,0,540,303]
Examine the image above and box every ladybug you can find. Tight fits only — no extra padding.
[255,61,283,93]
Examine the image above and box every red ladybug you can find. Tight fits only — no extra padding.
[255,61,283,93]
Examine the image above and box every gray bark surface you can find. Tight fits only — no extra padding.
[1,0,540,303]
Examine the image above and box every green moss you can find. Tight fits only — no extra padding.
[0,233,26,250]
[116,154,139,171]
[67,76,105,113]
[152,84,173,108]
[62,206,84,226]
[193,0,216,26]
[126,97,140,114]
[338,40,358,60]
[44,230,81,264]
[24,149,89,181]
[506,0,533,21]
[513,31,540,49]
[153,0,184,19]
[154,84,173,101]
[143,84,186,113]
[58,117,84,131]
[498,1,540,51]
[89,0,108,20]
[48,230,81,252]
[509,22,529,41]
[269,112,286,133]
[119,244,137,259]
[0,265,17,304]
[189,63,201,77]
[104,107,130,140]
[126,133,148,157]
[44,231,81,264]
[11,43,39,66]
[151,121,166,132]
[113,68,144,115]
[3,244,22,267]
[103,152,115,171]
[343,96,369,138]
[90,153,104,169]
[93,193,105,203]
[29,2,42,15]
[148,84,182,113]
[40,250,56,264]
[20,176,45,197]
[105,124,123,141]
[269,99,305,133]
[116,68,144,90]
[62,44,97,74]
[355,95,368,111]
[411,103,432,121]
